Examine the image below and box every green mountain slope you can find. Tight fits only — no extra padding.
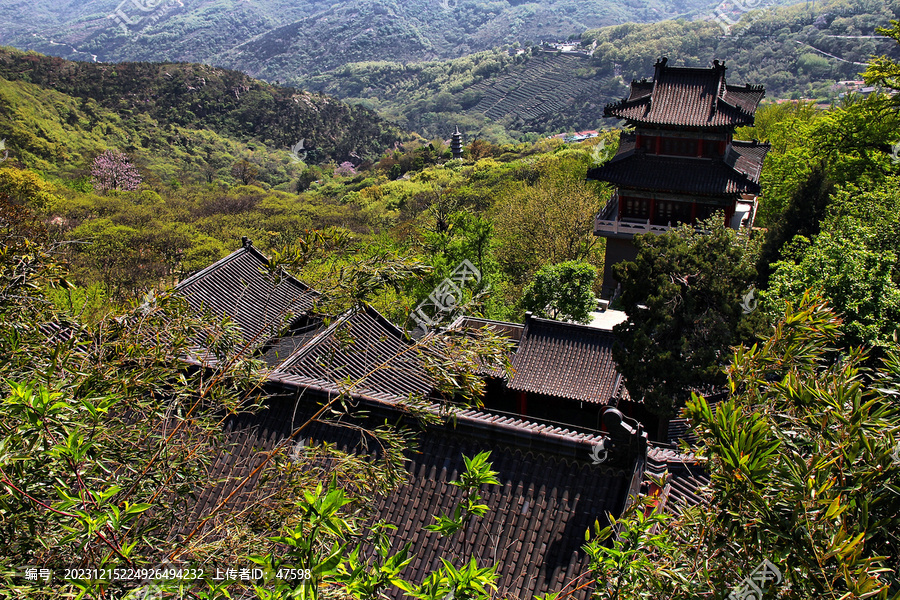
[301,50,626,140]
[3,0,736,78]
[0,47,401,165]
[0,74,314,190]
[584,0,900,90]
[298,0,900,140]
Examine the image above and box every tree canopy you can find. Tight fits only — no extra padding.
[763,177,900,352]
[0,196,511,599]
[588,294,900,599]
[521,260,598,323]
[612,221,761,421]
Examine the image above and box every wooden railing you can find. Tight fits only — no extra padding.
[595,195,718,236]
[594,216,676,236]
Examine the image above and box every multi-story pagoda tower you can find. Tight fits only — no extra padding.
[451,126,464,159]
[589,58,769,298]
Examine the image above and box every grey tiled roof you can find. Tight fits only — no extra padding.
[258,321,326,367]
[180,390,631,600]
[587,138,769,198]
[269,305,435,404]
[168,244,640,599]
[645,392,729,514]
[646,446,710,514]
[728,140,769,183]
[448,315,524,379]
[506,314,623,404]
[378,431,628,598]
[605,59,765,128]
[174,242,319,354]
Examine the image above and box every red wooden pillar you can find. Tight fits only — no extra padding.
[517,392,528,416]
[696,139,704,158]
[648,197,656,223]
[690,201,697,224]
[654,136,661,154]
[725,203,735,225]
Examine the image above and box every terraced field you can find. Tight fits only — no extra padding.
[467,52,611,125]
[301,47,626,139]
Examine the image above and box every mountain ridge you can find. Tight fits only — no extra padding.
[1,0,729,77]
[0,46,402,165]
[295,0,900,140]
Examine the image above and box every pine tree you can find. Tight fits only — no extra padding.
[612,221,761,425]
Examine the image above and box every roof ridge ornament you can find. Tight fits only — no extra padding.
[647,56,669,100]
[713,59,728,100]
[241,236,253,248]
[652,57,668,95]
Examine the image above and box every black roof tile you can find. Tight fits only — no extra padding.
[605,59,765,129]
[173,242,319,358]
[178,387,631,599]
[506,314,623,404]
[646,445,710,514]
[165,245,652,599]
[587,137,769,198]
[270,305,435,404]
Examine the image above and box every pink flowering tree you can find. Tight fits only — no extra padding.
[334,161,357,177]
[90,150,142,193]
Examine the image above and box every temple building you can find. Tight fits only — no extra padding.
[133,237,705,599]
[588,58,770,298]
[451,126,464,159]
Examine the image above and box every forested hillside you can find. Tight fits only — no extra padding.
[210,0,727,80]
[3,12,900,599]
[299,0,900,140]
[1,0,737,76]
[0,48,401,165]
[302,51,625,141]
[0,47,621,320]
[0,75,294,187]
[584,0,900,96]
[5,0,895,142]
[2,26,899,346]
